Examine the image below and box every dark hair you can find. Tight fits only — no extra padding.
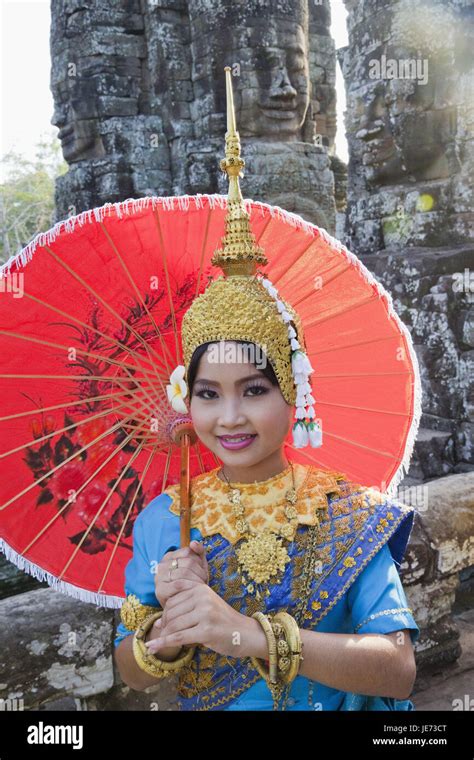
[187,340,280,398]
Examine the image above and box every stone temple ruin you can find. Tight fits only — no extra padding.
[50,0,338,231]
[1,0,473,710]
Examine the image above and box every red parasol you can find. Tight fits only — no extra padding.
[0,192,421,607]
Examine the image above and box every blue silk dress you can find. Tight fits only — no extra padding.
[114,467,420,711]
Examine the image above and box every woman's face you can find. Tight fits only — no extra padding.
[189,342,293,473]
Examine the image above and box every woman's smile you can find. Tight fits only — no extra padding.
[217,434,258,450]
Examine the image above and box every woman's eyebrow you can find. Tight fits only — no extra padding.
[194,373,265,387]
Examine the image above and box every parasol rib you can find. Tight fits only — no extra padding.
[0,390,126,422]
[58,439,146,579]
[0,411,141,512]
[40,243,166,390]
[19,288,170,387]
[194,206,212,300]
[98,220,176,374]
[308,334,403,357]
[98,444,157,592]
[0,396,144,460]
[0,327,164,410]
[21,414,152,556]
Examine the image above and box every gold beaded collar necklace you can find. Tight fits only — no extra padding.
[219,462,298,599]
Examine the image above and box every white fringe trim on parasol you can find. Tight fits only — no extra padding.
[0,536,125,608]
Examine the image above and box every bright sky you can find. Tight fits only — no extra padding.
[1,0,349,168]
[331,0,349,161]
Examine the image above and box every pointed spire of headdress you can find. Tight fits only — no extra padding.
[211,66,268,276]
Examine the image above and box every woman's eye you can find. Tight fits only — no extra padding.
[244,384,268,396]
[194,385,268,399]
[195,389,217,399]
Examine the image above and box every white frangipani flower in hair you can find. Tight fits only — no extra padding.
[166,365,188,414]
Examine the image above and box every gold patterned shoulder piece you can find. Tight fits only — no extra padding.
[120,593,162,631]
[163,463,347,544]
[327,475,417,524]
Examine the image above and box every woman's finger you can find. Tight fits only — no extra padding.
[161,545,197,562]
[162,588,195,616]
[161,557,208,584]
[145,615,201,652]
[161,596,196,628]
[190,540,208,560]
[161,578,200,595]
[159,590,195,627]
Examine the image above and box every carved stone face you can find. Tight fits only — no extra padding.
[238,19,310,139]
[51,79,104,163]
[355,78,455,186]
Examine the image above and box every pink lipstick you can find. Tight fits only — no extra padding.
[218,434,257,450]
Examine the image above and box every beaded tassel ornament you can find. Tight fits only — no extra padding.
[256,274,322,449]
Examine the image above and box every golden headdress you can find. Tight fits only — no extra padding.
[166,67,321,449]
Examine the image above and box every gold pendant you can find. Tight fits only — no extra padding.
[235,531,291,584]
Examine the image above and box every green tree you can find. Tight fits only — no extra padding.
[0,132,68,266]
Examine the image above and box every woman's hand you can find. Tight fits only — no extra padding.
[154,539,209,607]
[145,583,257,658]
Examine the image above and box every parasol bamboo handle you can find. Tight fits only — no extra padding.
[179,432,191,547]
[170,417,196,548]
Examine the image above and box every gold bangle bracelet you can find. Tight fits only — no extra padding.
[250,611,279,684]
[271,611,303,685]
[133,611,196,678]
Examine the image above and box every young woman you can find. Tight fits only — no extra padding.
[114,338,419,711]
[114,66,419,711]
